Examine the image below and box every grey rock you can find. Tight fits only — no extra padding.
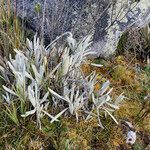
[11,0,150,58]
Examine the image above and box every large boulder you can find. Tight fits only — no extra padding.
[93,0,150,57]
[11,0,150,57]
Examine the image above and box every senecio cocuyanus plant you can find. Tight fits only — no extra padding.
[0,32,125,129]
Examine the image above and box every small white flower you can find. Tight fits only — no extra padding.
[126,130,136,145]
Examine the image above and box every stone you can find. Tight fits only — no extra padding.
[11,0,150,58]
[93,0,150,57]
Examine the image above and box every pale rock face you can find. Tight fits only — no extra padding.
[11,0,150,58]
[93,0,150,57]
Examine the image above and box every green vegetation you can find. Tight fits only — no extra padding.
[0,0,25,58]
[0,2,149,150]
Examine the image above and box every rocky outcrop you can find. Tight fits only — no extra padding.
[11,0,150,58]
[93,0,150,57]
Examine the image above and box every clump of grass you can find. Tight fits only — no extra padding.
[117,25,150,61]
[0,0,25,59]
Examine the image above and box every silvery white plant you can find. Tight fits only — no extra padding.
[1,34,68,128]
[2,50,30,105]
[26,35,46,67]
[21,82,67,129]
[1,32,125,129]
[48,33,125,128]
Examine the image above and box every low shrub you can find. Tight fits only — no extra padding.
[0,33,124,129]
